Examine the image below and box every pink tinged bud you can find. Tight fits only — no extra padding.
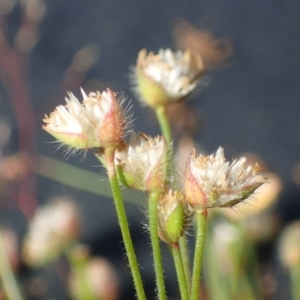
[158,190,188,244]
[114,133,168,192]
[97,89,126,149]
[42,88,128,150]
[184,148,267,210]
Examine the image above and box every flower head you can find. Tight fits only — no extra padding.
[134,48,204,108]
[43,88,128,150]
[157,189,189,244]
[114,133,168,192]
[22,197,80,267]
[184,147,266,210]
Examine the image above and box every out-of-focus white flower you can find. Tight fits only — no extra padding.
[134,48,204,108]
[114,133,168,192]
[43,88,129,150]
[69,246,119,300]
[22,197,80,267]
[278,221,300,269]
[184,147,267,210]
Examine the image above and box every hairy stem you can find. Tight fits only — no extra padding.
[170,242,189,300]
[191,209,208,300]
[148,191,166,300]
[104,148,146,300]
[155,106,172,145]
[179,235,191,292]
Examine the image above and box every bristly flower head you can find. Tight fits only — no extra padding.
[158,189,189,244]
[114,133,168,192]
[134,48,204,108]
[43,88,129,151]
[184,147,267,211]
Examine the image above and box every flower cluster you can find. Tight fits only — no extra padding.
[41,47,268,300]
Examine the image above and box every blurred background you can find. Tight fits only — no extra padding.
[0,0,300,299]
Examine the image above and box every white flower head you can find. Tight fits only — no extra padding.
[134,48,204,107]
[184,147,267,210]
[43,88,129,151]
[22,197,80,267]
[115,133,168,192]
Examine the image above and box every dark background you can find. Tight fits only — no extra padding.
[1,0,300,299]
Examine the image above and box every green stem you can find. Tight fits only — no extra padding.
[104,148,146,300]
[291,267,300,300]
[155,105,191,291]
[203,226,228,300]
[170,242,189,300]
[148,191,166,300]
[179,234,191,292]
[191,209,208,300]
[0,227,24,300]
[155,106,172,145]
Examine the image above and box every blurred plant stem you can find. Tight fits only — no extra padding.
[191,209,208,300]
[104,148,146,300]
[291,268,300,300]
[170,242,189,300]
[0,228,24,300]
[148,191,166,300]
[65,246,96,300]
[37,155,141,205]
[204,230,229,300]
[204,216,262,300]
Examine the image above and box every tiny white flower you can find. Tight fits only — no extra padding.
[184,147,267,209]
[134,48,204,107]
[43,88,128,150]
[114,133,168,192]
